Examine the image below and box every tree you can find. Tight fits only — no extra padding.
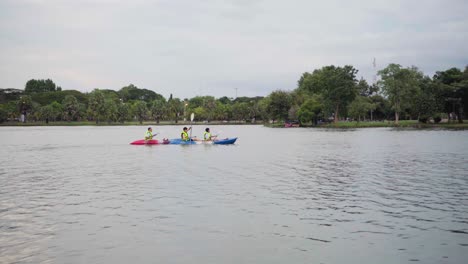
[62,95,80,121]
[117,102,131,123]
[193,106,207,121]
[348,96,374,122]
[0,105,7,123]
[168,97,183,123]
[87,89,106,124]
[150,99,167,123]
[0,88,24,103]
[288,105,299,121]
[357,78,378,97]
[25,79,58,93]
[232,102,250,121]
[39,105,54,123]
[369,94,391,120]
[297,95,323,125]
[203,96,217,121]
[266,90,292,122]
[17,95,34,122]
[249,100,260,122]
[218,96,232,105]
[299,65,359,123]
[378,64,422,124]
[214,102,231,121]
[433,67,467,123]
[132,101,148,124]
[118,84,164,102]
[49,101,63,121]
[103,99,118,123]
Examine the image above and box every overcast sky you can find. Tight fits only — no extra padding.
[1,0,467,99]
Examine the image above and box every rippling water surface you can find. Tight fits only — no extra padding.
[1,125,467,264]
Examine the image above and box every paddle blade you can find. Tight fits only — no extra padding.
[190,113,195,122]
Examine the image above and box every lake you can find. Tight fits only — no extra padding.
[1,125,467,264]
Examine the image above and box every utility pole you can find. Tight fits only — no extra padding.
[235,88,238,99]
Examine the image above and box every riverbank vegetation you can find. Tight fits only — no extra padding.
[1,64,467,128]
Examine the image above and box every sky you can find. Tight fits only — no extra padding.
[1,0,467,99]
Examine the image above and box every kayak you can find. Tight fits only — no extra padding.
[168,137,237,145]
[212,137,237,145]
[130,139,170,145]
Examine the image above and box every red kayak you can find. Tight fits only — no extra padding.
[130,139,170,145]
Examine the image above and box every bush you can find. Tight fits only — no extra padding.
[418,117,428,123]
[0,107,6,123]
[434,115,441,124]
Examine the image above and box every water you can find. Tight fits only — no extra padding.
[1,125,467,264]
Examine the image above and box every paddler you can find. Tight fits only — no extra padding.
[203,128,217,141]
[181,127,191,141]
[145,127,153,140]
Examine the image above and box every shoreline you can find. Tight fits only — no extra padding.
[1,120,468,129]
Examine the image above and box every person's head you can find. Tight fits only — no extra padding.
[183,127,188,131]
[148,127,152,131]
[205,128,210,132]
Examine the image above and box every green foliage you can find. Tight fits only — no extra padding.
[0,88,24,103]
[297,95,323,125]
[266,90,292,122]
[87,89,106,124]
[0,105,7,123]
[2,64,466,126]
[49,101,63,121]
[62,95,80,121]
[117,102,131,123]
[299,65,359,123]
[16,95,34,122]
[118,84,164,102]
[187,96,217,121]
[217,96,232,105]
[433,68,463,85]
[378,64,423,124]
[167,97,183,123]
[150,99,167,123]
[39,105,54,122]
[214,102,231,120]
[193,106,207,120]
[232,102,250,121]
[348,96,374,122]
[103,99,118,123]
[32,90,87,106]
[358,78,378,96]
[25,79,59,93]
[132,100,148,124]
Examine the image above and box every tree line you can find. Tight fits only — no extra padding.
[1,63,467,125]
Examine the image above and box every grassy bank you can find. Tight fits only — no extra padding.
[3,120,468,129]
[265,120,468,129]
[319,120,468,129]
[0,120,260,126]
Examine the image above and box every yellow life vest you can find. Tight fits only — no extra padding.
[181,131,189,141]
[204,132,211,141]
[145,131,153,140]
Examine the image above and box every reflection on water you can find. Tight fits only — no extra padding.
[1,126,467,263]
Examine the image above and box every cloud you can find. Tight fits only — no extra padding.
[0,0,467,98]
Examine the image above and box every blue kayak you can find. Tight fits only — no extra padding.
[169,137,237,145]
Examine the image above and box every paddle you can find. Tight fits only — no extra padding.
[189,113,194,140]
[214,130,222,137]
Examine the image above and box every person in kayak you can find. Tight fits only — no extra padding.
[145,127,154,140]
[203,128,217,141]
[181,127,191,141]
[181,127,200,141]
